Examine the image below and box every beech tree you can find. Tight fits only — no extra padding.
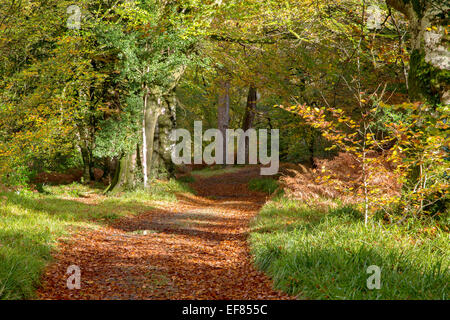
[95,0,197,192]
[0,0,446,206]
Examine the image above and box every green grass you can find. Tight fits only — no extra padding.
[119,178,195,201]
[0,179,192,300]
[38,182,104,197]
[250,196,449,299]
[191,166,244,177]
[176,175,195,184]
[248,178,279,194]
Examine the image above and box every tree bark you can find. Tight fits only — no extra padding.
[386,0,449,105]
[147,91,177,179]
[78,126,95,182]
[142,88,149,188]
[242,86,257,130]
[108,66,184,192]
[108,151,137,193]
[144,94,162,180]
[242,86,257,162]
[218,78,230,165]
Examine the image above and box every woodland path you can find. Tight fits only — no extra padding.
[37,167,290,299]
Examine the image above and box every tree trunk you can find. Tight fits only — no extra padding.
[142,88,149,188]
[148,92,177,179]
[102,156,117,185]
[107,151,137,193]
[308,137,316,169]
[242,86,257,130]
[386,0,449,105]
[78,127,95,182]
[144,94,161,180]
[218,78,230,165]
[242,86,257,162]
[108,66,184,192]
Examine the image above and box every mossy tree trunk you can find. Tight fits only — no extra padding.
[145,90,177,180]
[107,152,137,193]
[387,0,449,105]
[108,67,183,193]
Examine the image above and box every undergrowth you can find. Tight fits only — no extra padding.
[248,178,279,194]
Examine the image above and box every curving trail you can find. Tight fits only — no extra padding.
[37,167,290,300]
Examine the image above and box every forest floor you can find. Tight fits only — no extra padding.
[37,166,291,299]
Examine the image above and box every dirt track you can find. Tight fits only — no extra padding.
[37,167,290,300]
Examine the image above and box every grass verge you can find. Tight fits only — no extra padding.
[0,179,192,299]
[249,195,449,299]
[191,166,244,178]
[248,178,279,194]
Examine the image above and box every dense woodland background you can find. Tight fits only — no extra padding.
[0,0,448,300]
